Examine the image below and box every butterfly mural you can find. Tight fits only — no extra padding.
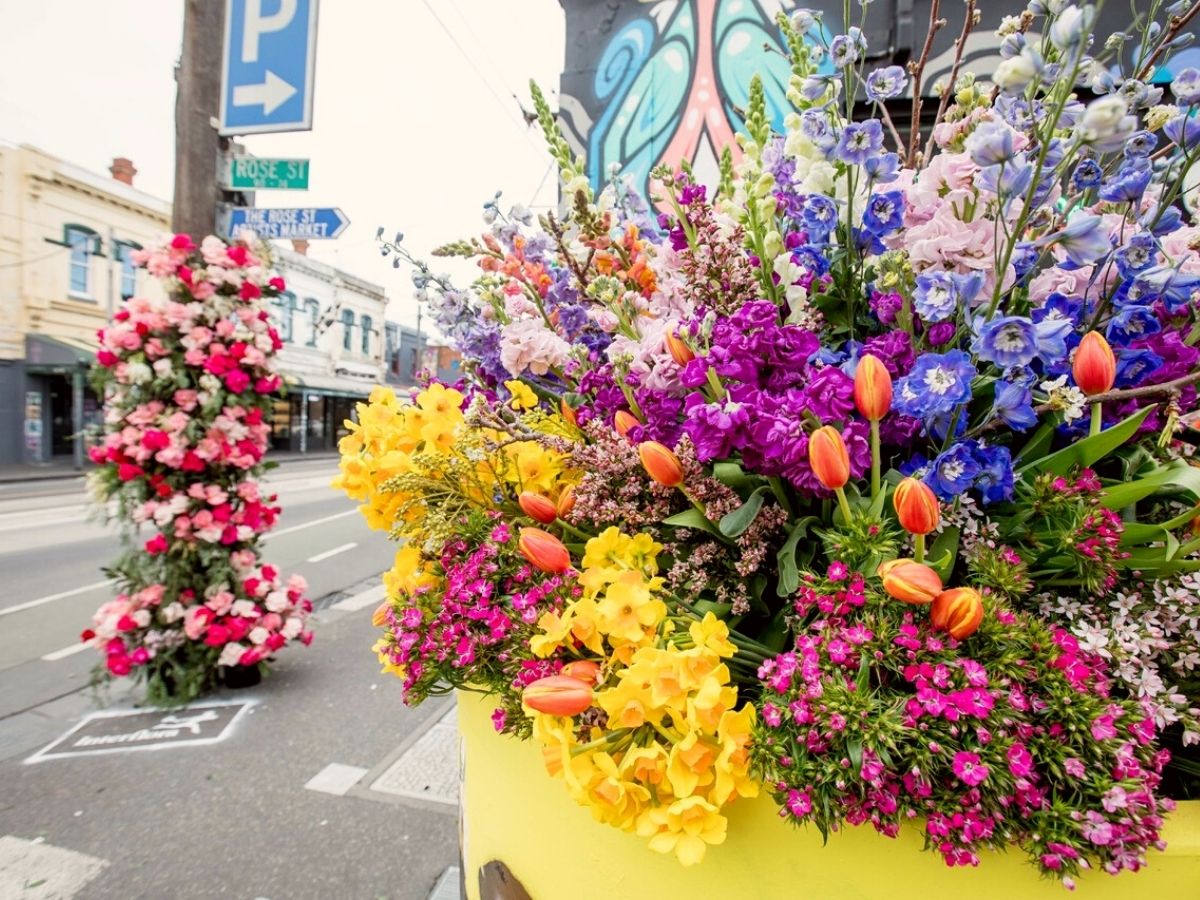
[564,0,833,206]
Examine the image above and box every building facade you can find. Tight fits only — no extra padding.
[0,143,169,468]
[383,320,426,392]
[267,243,388,453]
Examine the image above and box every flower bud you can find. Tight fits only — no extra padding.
[807,426,850,490]
[518,528,571,574]
[555,485,576,518]
[854,354,892,421]
[371,600,391,629]
[519,491,558,524]
[639,441,684,487]
[930,587,985,639]
[878,559,943,605]
[614,409,641,438]
[665,331,695,366]
[560,659,602,685]
[522,675,594,716]
[893,477,940,535]
[1073,331,1116,396]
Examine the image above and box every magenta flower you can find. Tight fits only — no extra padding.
[952,751,990,786]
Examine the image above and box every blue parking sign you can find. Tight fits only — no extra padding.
[219,0,319,136]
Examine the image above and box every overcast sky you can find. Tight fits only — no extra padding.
[0,0,565,331]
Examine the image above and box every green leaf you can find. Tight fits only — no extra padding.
[855,652,871,694]
[777,516,819,596]
[927,526,961,582]
[712,461,762,491]
[847,738,863,771]
[1014,420,1055,464]
[662,508,723,538]
[719,486,768,537]
[1018,406,1153,477]
[1100,460,1200,509]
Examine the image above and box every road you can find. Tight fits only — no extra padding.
[0,459,461,899]
[0,457,395,718]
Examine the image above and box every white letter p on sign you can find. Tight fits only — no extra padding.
[242,0,298,63]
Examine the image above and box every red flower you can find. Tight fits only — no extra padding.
[239,281,262,301]
[268,276,286,291]
[142,430,170,452]
[80,629,96,642]
[224,369,251,394]
[204,624,231,646]
[96,350,119,367]
[226,245,248,266]
[106,655,132,676]
[181,451,205,472]
[117,463,143,482]
[170,234,196,251]
[144,533,168,555]
[116,614,138,632]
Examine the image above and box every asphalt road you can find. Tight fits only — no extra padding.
[0,459,460,899]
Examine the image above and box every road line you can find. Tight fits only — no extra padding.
[305,763,368,796]
[307,542,358,563]
[331,583,387,612]
[42,641,95,662]
[263,508,357,541]
[0,579,113,618]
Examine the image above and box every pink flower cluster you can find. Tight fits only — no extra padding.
[85,233,312,700]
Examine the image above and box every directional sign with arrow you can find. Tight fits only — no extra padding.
[219,0,319,136]
[225,206,349,241]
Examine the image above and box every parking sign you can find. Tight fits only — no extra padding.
[219,0,319,136]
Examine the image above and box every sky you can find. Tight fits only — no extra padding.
[0,0,565,332]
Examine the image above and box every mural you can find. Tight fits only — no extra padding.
[557,0,1200,202]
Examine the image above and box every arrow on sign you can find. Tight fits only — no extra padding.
[231,70,296,115]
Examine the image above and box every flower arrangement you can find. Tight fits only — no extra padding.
[338,2,1200,887]
[86,233,313,704]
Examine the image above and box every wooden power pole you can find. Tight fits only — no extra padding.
[172,0,226,239]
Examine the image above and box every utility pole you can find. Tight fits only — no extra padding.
[172,0,226,239]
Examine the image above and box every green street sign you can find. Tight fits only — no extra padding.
[224,157,310,191]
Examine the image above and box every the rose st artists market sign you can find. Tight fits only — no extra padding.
[25,701,253,762]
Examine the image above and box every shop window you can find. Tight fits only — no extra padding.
[360,315,373,356]
[273,292,295,343]
[305,298,320,346]
[65,225,98,296]
[341,309,355,351]
[115,240,141,299]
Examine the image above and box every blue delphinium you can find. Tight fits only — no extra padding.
[865,152,901,183]
[1071,158,1103,190]
[973,315,1040,368]
[991,379,1038,432]
[1099,158,1152,203]
[835,120,884,165]
[865,65,907,102]
[926,442,982,500]
[862,191,905,234]
[974,444,1015,504]
[1115,232,1158,276]
[893,350,976,418]
[803,195,839,237]
[912,271,959,322]
[1115,348,1165,387]
[1106,305,1161,345]
[1049,213,1112,266]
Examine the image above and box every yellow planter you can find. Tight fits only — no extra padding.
[458,690,1200,899]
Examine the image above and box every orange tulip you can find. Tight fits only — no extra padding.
[556,485,576,518]
[665,331,696,366]
[639,441,685,487]
[893,477,940,535]
[854,354,893,421]
[614,409,641,437]
[560,659,602,685]
[371,600,391,629]
[1073,331,1116,396]
[518,491,558,524]
[518,527,572,574]
[878,558,943,605]
[522,675,594,716]
[560,398,578,427]
[930,587,985,640]
[807,426,850,491]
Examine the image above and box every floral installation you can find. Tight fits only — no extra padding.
[86,233,313,704]
[338,1,1200,886]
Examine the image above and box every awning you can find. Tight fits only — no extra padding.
[25,334,96,370]
[286,371,381,399]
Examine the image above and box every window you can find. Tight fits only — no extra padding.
[305,299,320,346]
[341,309,355,351]
[386,324,400,375]
[360,315,373,356]
[272,292,295,343]
[115,240,141,299]
[65,226,97,296]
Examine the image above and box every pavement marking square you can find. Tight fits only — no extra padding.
[427,865,461,900]
[304,762,368,796]
[330,582,387,612]
[24,700,255,763]
[0,835,108,899]
[371,705,459,806]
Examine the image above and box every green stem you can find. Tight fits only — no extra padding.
[556,520,591,541]
[1090,401,1103,437]
[869,419,881,500]
[914,533,926,564]
[835,487,853,523]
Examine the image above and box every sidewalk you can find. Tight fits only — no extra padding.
[0,450,341,484]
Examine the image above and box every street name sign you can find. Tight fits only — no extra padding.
[224,157,310,190]
[219,0,319,135]
[227,206,350,240]
[25,701,254,762]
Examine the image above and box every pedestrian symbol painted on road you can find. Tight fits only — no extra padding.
[24,701,254,762]
[220,0,319,136]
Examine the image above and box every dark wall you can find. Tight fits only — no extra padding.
[558,0,1200,200]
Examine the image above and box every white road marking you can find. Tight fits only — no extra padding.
[0,579,113,619]
[41,641,95,662]
[0,835,108,898]
[263,508,357,541]
[307,542,358,563]
[304,763,368,796]
[331,583,387,612]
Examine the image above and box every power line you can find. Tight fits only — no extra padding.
[0,244,68,269]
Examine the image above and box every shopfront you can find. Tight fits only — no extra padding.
[269,376,369,454]
[21,335,101,468]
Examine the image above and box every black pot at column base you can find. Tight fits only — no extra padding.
[220,664,263,689]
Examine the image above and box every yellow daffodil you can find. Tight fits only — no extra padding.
[597,573,666,645]
[504,379,539,410]
[636,796,728,866]
[688,612,737,658]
